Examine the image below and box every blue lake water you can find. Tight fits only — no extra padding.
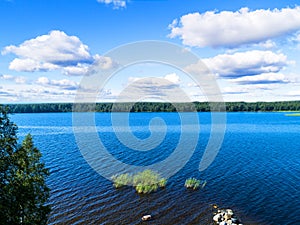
[11,112,300,225]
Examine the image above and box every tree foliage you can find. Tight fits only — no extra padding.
[0,106,18,222]
[0,106,50,224]
[6,101,300,113]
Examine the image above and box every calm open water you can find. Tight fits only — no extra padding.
[11,112,300,225]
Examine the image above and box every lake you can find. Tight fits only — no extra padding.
[11,112,300,225]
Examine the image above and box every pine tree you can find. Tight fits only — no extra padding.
[0,106,50,224]
[0,106,18,223]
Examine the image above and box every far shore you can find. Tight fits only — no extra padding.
[3,101,300,114]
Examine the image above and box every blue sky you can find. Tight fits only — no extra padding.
[1,0,300,103]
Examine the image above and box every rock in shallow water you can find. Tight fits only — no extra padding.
[142,214,152,221]
[213,208,242,225]
[213,213,222,222]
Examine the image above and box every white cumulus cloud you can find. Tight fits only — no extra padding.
[287,90,300,96]
[63,64,90,76]
[8,58,59,72]
[0,74,27,84]
[164,73,180,84]
[36,77,78,90]
[0,74,13,80]
[97,0,126,9]
[169,7,300,48]
[296,33,300,42]
[2,30,95,75]
[2,30,115,76]
[14,76,27,84]
[289,32,300,47]
[124,73,184,101]
[202,50,289,78]
[128,73,181,85]
[254,40,277,49]
[233,73,288,85]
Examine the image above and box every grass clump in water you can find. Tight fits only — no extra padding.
[133,170,167,194]
[158,178,167,188]
[185,178,203,190]
[112,170,167,194]
[111,173,132,188]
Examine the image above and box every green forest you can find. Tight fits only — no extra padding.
[4,101,300,113]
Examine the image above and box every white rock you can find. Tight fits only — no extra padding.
[226,209,234,216]
[226,220,232,225]
[142,215,151,221]
[231,217,238,223]
[224,213,231,221]
[213,213,221,222]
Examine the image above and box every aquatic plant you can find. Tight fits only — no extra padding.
[133,170,167,194]
[112,170,167,194]
[185,178,201,190]
[158,178,167,188]
[111,173,132,188]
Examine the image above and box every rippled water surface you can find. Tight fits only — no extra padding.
[11,112,300,225]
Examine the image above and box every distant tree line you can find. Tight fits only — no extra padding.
[5,101,300,113]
